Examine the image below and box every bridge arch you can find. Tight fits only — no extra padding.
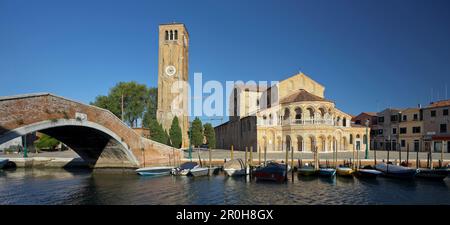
[0,93,180,168]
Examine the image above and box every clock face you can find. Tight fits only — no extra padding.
[165,65,176,76]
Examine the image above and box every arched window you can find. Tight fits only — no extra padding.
[295,108,302,120]
[170,30,173,40]
[165,31,168,40]
[269,114,273,125]
[343,118,347,127]
[283,108,290,121]
[350,134,353,143]
[174,30,178,40]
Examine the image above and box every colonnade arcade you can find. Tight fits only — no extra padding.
[257,103,352,127]
[258,130,368,152]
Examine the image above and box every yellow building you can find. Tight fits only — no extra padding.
[215,73,369,152]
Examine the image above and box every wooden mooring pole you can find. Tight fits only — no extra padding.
[285,146,289,182]
[291,146,294,182]
[406,143,409,166]
[209,147,212,175]
[258,146,261,166]
[231,145,234,160]
[244,147,248,168]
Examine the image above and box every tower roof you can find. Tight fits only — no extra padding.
[280,89,333,104]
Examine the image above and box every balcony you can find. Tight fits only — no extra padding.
[258,118,338,126]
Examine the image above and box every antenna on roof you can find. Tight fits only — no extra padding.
[446,83,448,99]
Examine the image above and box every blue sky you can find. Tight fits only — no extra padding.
[1,0,450,126]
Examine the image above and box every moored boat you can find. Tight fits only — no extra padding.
[171,162,199,176]
[188,167,209,177]
[297,166,317,176]
[136,166,173,176]
[252,162,287,182]
[0,158,9,169]
[336,166,354,177]
[375,163,417,179]
[223,159,246,176]
[416,168,448,180]
[353,169,382,178]
[318,168,336,177]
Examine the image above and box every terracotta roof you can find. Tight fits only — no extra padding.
[363,112,377,116]
[280,89,332,104]
[427,99,450,108]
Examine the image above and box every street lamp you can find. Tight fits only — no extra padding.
[365,119,369,159]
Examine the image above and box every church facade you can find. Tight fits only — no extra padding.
[215,73,370,153]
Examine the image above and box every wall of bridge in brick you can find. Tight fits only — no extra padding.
[0,93,181,168]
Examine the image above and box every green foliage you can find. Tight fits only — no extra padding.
[142,87,158,127]
[191,117,203,147]
[203,123,216,149]
[169,116,182,148]
[35,134,60,150]
[147,118,170,145]
[91,81,154,128]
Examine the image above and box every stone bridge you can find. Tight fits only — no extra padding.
[0,93,182,168]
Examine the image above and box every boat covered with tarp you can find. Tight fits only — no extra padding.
[171,162,199,176]
[375,163,417,179]
[252,162,287,182]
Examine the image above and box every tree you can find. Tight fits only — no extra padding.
[191,117,203,147]
[34,134,60,150]
[91,81,150,127]
[142,87,158,128]
[147,118,169,145]
[169,116,182,148]
[203,123,216,149]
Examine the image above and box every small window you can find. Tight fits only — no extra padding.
[378,129,383,135]
[400,127,407,134]
[431,110,436,117]
[392,128,397,134]
[402,115,407,121]
[355,120,361,125]
[444,109,449,116]
[378,117,384,123]
[413,127,421,133]
[174,30,178,40]
[440,124,447,133]
[165,31,168,40]
[391,115,398,122]
[401,140,406,147]
[413,114,418,120]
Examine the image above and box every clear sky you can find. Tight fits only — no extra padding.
[1,0,450,126]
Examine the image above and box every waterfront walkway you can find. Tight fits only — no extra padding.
[2,149,449,168]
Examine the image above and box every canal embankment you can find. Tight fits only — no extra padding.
[2,149,450,168]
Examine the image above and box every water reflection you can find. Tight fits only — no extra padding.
[0,168,449,205]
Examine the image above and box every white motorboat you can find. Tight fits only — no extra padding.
[223,159,246,176]
[172,162,199,176]
[136,166,173,176]
[188,167,209,177]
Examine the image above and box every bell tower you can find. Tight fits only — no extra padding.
[156,23,189,147]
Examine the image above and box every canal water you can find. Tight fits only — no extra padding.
[0,168,449,205]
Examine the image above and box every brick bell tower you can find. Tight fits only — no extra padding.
[156,23,189,148]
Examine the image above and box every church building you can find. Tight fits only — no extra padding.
[215,73,370,153]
